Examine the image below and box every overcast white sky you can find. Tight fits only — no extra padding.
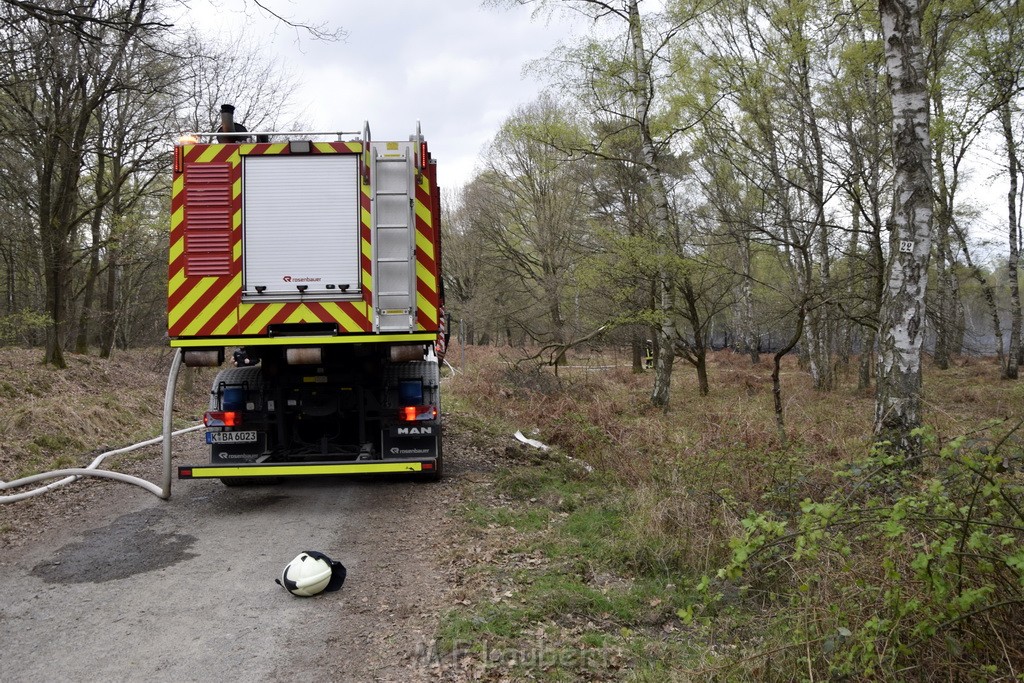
[173,2,1010,253]
[179,1,580,191]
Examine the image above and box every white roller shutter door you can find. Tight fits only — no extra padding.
[242,155,360,297]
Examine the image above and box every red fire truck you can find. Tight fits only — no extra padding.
[169,105,445,485]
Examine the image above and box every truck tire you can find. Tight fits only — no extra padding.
[208,366,263,410]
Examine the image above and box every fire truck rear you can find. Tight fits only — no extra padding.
[169,106,446,484]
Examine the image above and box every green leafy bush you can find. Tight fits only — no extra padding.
[0,311,51,346]
[710,422,1024,680]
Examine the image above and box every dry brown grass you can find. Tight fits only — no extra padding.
[448,344,1024,679]
[0,347,214,480]
[449,344,1023,565]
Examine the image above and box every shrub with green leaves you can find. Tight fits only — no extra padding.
[0,311,51,346]
[709,422,1024,680]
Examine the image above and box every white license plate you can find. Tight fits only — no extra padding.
[207,431,258,444]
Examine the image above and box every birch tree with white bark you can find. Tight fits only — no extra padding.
[874,0,934,454]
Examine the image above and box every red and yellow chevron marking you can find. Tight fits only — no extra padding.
[414,172,441,332]
[168,141,372,339]
[236,300,371,335]
[361,179,373,305]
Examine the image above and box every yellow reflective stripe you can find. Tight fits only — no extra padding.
[232,178,241,200]
[415,229,434,261]
[168,276,216,326]
[284,306,306,323]
[172,174,184,197]
[415,199,431,226]
[314,142,335,153]
[285,305,321,324]
[232,208,242,266]
[168,268,186,296]
[212,314,236,336]
[267,143,288,155]
[416,261,436,292]
[171,205,184,231]
[319,301,359,332]
[169,236,184,264]
[240,303,282,335]
[417,292,437,323]
[197,146,222,163]
[181,273,240,336]
[187,462,425,478]
[171,333,437,347]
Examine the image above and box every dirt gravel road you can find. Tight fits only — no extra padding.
[0,430,461,682]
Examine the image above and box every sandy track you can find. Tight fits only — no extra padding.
[0,430,461,682]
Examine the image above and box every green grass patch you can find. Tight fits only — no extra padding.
[0,381,17,399]
[32,433,84,452]
[444,413,707,678]
[461,500,552,533]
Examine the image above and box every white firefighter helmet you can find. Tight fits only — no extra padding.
[276,551,347,597]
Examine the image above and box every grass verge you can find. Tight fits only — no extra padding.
[437,346,1024,681]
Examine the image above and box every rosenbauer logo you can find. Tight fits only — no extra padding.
[282,275,323,283]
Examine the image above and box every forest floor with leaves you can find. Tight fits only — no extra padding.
[1,345,1023,680]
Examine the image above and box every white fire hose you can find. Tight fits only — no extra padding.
[0,425,202,503]
[1,348,193,503]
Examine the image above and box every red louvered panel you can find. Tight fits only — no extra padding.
[184,163,232,277]
[185,230,231,251]
[186,254,233,276]
[187,210,231,230]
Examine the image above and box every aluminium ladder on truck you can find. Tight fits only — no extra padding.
[371,140,418,333]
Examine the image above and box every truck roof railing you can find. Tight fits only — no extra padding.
[183,130,364,140]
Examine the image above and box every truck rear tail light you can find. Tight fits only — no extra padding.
[398,405,437,422]
[204,410,242,427]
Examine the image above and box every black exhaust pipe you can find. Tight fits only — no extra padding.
[217,103,249,144]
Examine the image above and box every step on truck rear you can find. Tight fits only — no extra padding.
[169,106,446,484]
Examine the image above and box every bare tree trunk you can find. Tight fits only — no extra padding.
[678,276,710,397]
[874,0,933,455]
[623,0,676,408]
[954,224,1005,367]
[931,83,953,370]
[694,351,709,396]
[76,146,107,355]
[800,48,834,392]
[773,305,806,446]
[932,212,951,369]
[859,329,874,390]
[1001,101,1021,380]
[99,248,118,359]
[631,331,644,373]
[739,235,759,364]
